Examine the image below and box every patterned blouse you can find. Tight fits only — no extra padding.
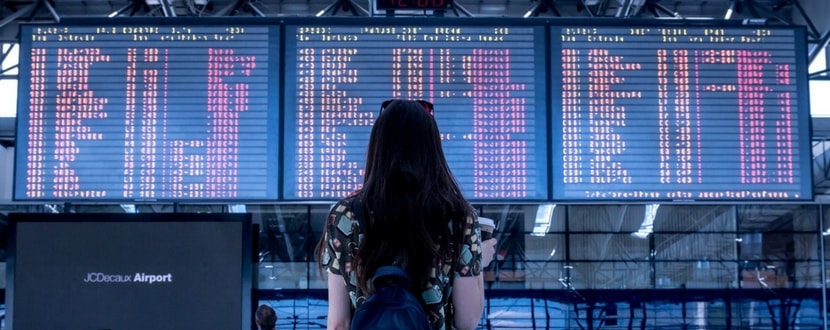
[320,196,482,330]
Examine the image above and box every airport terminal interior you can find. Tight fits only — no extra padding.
[1,0,830,329]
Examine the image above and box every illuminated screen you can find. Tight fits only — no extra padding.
[283,22,548,201]
[13,19,814,202]
[8,213,252,330]
[551,25,812,201]
[14,22,280,201]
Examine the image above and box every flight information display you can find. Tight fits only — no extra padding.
[15,23,279,201]
[283,23,548,200]
[551,26,812,201]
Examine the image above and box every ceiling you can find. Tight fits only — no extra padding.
[0,0,790,18]
[0,0,826,78]
[0,0,816,39]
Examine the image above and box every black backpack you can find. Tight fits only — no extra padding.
[349,199,431,330]
[350,266,432,330]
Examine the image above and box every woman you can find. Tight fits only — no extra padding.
[316,99,494,330]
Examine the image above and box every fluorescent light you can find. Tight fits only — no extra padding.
[632,204,659,239]
[229,204,247,213]
[532,203,555,236]
[120,204,137,213]
[742,18,767,25]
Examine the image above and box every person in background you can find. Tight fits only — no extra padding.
[316,99,497,330]
[255,304,277,330]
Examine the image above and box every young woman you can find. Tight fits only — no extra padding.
[316,99,495,330]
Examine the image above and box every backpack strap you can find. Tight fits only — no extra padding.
[372,265,412,289]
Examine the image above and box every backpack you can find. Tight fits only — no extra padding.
[349,199,432,330]
[350,266,432,330]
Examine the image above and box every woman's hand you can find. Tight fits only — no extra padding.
[481,238,497,268]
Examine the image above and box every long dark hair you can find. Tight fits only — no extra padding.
[317,99,474,297]
[357,99,473,295]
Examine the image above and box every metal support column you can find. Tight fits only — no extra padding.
[0,3,37,31]
[451,2,473,17]
[820,205,828,330]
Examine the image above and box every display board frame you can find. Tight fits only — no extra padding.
[6,212,254,330]
[280,17,551,202]
[547,19,813,202]
[12,17,814,203]
[13,18,282,203]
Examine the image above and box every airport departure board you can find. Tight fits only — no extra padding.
[551,26,812,201]
[15,23,280,201]
[13,19,813,202]
[283,24,548,200]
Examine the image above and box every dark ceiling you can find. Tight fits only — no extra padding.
[0,0,826,68]
[0,0,814,37]
[0,0,801,17]
[1,1,826,68]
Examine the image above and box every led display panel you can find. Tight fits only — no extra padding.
[551,25,812,201]
[14,21,280,201]
[14,19,813,203]
[283,20,548,201]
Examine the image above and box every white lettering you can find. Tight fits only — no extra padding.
[83,272,132,283]
[133,272,173,284]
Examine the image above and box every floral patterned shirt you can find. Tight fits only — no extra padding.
[320,196,482,330]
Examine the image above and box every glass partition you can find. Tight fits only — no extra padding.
[739,205,820,289]
[0,201,825,328]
